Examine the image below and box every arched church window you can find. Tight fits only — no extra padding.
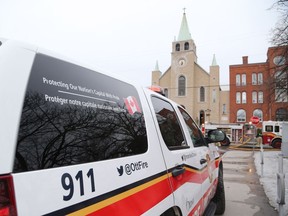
[200,86,205,102]
[178,76,186,96]
[176,43,180,51]
[184,42,189,50]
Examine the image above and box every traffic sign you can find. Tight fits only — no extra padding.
[250,116,260,124]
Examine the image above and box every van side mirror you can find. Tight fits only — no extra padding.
[205,129,226,143]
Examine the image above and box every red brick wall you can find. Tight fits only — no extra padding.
[229,46,288,124]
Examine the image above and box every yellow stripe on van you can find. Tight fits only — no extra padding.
[185,167,203,174]
[67,173,172,216]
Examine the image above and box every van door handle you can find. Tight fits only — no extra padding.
[172,166,185,177]
[200,158,207,164]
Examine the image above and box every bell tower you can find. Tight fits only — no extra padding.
[170,10,197,114]
[171,9,197,66]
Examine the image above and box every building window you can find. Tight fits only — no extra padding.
[275,89,288,102]
[200,86,205,102]
[236,92,241,104]
[275,71,288,102]
[237,109,246,122]
[276,108,288,121]
[252,73,257,85]
[252,91,257,103]
[236,74,241,86]
[241,74,246,86]
[258,73,263,85]
[212,89,216,103]
[176,43,180,51]
[178,75,186,96]
[242,92,247,104]
[164,88,168,97]
[253,109,263,121]
[184,42,189,50]
[222,104,226,114]
[258,91,263,103]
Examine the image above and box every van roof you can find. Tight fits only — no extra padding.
[1,38,141,87]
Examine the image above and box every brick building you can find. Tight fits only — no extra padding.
[229,46,288,125]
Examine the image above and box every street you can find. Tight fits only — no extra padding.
[221,149,277,216]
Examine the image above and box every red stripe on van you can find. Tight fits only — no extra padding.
[85,165,217,215]
[188,179,218,216]
[86,177,172,216]
[57,163,221,216]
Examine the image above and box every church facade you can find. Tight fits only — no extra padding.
[151,12,229,126]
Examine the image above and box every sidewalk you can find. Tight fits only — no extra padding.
[254,150,288,215]
[222,150,277,216]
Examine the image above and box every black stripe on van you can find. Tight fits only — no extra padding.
[43,170,169,216]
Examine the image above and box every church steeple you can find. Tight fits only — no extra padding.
[151,60,162,86]
[177,9,192,41]
[211,54,218,66]
[154,60,159,71]
[172,9,197,62]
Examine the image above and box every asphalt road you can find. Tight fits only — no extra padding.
[221,150,277,216]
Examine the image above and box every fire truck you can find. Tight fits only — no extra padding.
[262,121,286,148]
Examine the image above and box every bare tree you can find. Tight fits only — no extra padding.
[266,1,288,120]
[271,0,288,47]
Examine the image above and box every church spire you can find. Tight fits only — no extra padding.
[177,8,192,41]
[154,60,159,71]
[211,54,218,66]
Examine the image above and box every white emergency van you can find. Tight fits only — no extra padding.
[0,39,226,216]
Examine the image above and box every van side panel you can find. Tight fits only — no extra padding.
[1,40,224,215]
[12,53,173,215]
[0,42,35,173]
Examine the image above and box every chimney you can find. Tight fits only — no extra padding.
[242,56,248,64]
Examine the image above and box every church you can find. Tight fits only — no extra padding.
[151,11,229,126]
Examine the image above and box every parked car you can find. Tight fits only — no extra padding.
[0,39,226,216]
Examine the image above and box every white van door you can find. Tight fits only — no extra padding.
[148,95,210,215]
[177,106,219,214]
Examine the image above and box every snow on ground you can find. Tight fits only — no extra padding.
[254,150,288,215]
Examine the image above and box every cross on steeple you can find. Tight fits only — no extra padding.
[183,7,186,14]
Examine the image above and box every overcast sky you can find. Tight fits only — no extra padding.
[0,0,280,89]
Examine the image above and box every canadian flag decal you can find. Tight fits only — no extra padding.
[124,96,141,115]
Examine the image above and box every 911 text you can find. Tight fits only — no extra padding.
[61,168,95,201]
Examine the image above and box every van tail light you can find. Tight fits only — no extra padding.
[0,175,17,216]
